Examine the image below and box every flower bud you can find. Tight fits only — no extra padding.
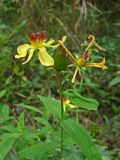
[76,52,90,67]
[53,46,69,71]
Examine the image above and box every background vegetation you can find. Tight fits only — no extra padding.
[0,0,120,159]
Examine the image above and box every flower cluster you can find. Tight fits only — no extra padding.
[15,32,107,72]
[15,32,107,111]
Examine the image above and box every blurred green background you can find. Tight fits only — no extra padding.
[0,0,120,159]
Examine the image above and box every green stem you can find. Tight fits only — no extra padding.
[76,107,79,123]
[75,69,83,123]
[60,91,64,160]
[56,72,64,159]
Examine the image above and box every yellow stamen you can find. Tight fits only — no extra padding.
[85,35,95,52]
[71,66,79,83]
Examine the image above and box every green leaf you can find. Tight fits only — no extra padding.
[63,119,102,160]
[19,103,43,114]
[37,95,61,119]
[112,22,120,26]
[0,90,6,98]
[34,117,51,133]
[19,143,54,160]
[109,76,120,87]
[53,48,68,71]
[64,89,99,110]
[0,125,18,133]
[0,104,9,120]
[35,117,51,128]
[17,112,25,132]
[0,135,16,160]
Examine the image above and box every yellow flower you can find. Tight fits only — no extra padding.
[63,98,77,112]
[85,57,107,69]
[15,32,107,83]
[15,32,63,66]
[59,34,108,83]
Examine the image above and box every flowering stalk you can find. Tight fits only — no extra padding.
[56,73,64,160]
[15,31,108,160]
[60,88,64,160]
[76,69,83,123]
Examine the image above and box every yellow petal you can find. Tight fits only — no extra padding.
[15,44,30,58]
[38,47,54,66]
[68,103,77,109]
[22,48,34,64]
[63,98,77,109]
[47,36,67,48]
[58,36,67,45]
[46,38,55,45]
[63,105,66,112]
[85,35,95,52]
[58,39,76,63]
[45,38,57,48]
[64,99,70,105]
[86,58,108,70]
[62,36,67,42]
[71,67,79,83]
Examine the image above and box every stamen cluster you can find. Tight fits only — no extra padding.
[81,52,90,61]
[29,32,46,42]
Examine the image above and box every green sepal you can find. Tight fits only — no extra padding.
[76,57,86,67]
[53,47,69,71]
